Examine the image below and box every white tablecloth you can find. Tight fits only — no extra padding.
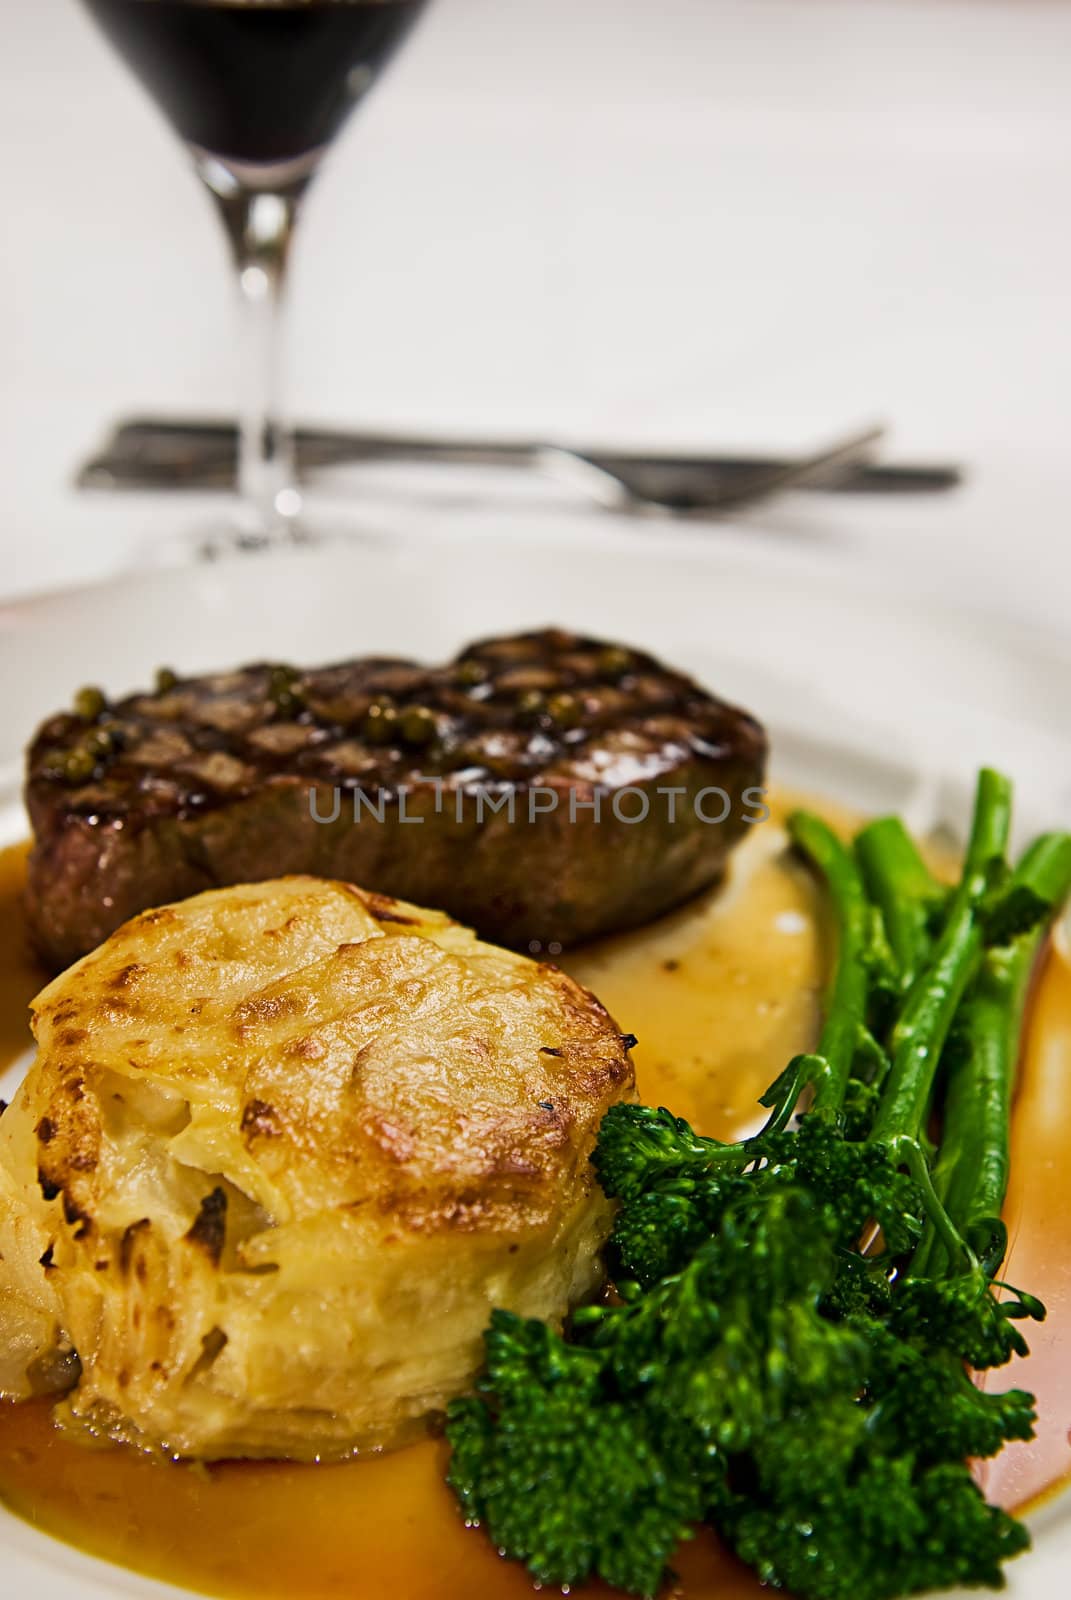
[3,0,1070,629]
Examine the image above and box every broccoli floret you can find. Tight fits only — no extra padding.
[868,1347,1037,1464]
[726,1294,1037,1597]
[892,1271,1045,1369]
[593,1102,741,1202]
[605,1177,717,1288]
[729,1451,1029,1600]
[598,1187,868,1452]
[822,1249,895,1323]
[606,1108,925,1299]
[445,1311,711,1597]
[841,1075,881,1140]
[761,1114,924,1256]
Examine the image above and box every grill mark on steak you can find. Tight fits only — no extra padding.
[24,628,766,968]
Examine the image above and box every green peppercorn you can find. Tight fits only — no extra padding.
[399,705,437,746]
[517,689,546,718]
[362,703,398,745]
[546,691,582,729]
[455,659,488,687]
[63,747,96,784]
[268,664,304,715]
[155,667,178,694]
[74,686,106,723]
[597,646,633,680]
[85,728,114,759]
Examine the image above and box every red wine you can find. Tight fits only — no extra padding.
[82,0,427,165]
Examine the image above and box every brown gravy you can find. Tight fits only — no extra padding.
[979,931,1071,1512]
[0,799,1067,1598]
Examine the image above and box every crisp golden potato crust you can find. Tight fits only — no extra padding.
[0,877,634,1458]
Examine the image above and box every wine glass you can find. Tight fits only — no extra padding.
[80,0,430,552]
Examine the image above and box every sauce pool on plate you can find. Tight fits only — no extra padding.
[0,797,1068,1598]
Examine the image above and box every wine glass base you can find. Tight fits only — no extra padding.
[133,502,394,569]
[198,520,317,561]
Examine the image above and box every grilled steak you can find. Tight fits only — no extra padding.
[24,628,766,969]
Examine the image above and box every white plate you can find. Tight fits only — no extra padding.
[1,521,1069,1599]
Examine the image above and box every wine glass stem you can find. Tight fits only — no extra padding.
[209,182,306,547]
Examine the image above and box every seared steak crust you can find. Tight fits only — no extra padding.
[25,629,766,968]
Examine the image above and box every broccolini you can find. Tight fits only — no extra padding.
[447,769,1071,1599]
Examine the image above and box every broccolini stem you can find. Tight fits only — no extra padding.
[871,769,1012,1151]
[786,811,872,1118]
[1012,832,1071,909]
[900,1137,974,1269]
[912,833,1071,1280]
[854,815,944,984]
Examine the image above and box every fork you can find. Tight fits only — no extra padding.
[77,418,962,514]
